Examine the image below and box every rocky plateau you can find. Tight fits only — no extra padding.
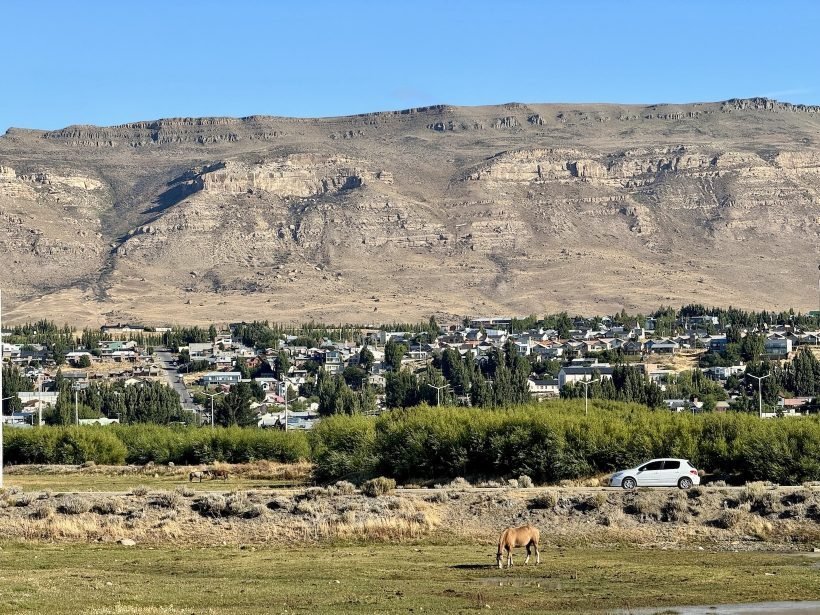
[0,98,819,326]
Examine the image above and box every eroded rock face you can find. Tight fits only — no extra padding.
[0,97,819,324]
[200,155,368,198]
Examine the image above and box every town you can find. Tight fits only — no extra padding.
[2,305,819,429]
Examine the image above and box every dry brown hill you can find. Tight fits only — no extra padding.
[1,98,819,327]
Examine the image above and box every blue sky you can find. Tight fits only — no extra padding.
[1,0,818,131]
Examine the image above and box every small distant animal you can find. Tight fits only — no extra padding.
[211,469,229,481]
[189,471,205,483]
[497,524,540,569]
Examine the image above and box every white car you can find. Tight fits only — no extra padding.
[609,458,701,490]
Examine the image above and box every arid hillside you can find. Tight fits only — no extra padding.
[1,98,819,326]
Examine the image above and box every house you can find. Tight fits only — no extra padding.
[645,339,679,354]
[201,372,242,386]
[323,350,344,375]
[527,377,560,399]
[708,336,728,353]
[622,340,645,355]
[1,343,21,359]
[189,342,214,359]
[558,365,614,389]
[764,337,792,357]
[101,323,145,334]
[17,391,59,408]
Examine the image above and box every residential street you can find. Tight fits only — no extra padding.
[155,349,196,413]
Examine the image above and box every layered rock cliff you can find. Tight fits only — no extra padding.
[1,98,819,326]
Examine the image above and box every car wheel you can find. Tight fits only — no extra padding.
[622,477,637,490]
[678,477,693,490]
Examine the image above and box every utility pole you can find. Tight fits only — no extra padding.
[205,392,222,427]
[577,378,600,416]
[74,387,79,425]
[747,373,770,419]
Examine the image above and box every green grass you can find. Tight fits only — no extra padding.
[0,542,817,614]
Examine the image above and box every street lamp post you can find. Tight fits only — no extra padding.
[747,373,770,419]
[426,383,449,406]
[577,378,600,416]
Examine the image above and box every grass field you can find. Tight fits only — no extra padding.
[3,462,311,493]
[0,542,817,614]
[4,473,299,493]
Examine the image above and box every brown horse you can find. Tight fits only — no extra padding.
[211,468,229,481]
[497,524,540,569]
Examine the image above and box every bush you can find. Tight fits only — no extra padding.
[518,475,534,488]
[92,498,123,515]
[131,485,149,497]
[361,477,396,497]
[310,415,376,482]
[529,491,558,509]
[334,481,356,495]
[306,401,820,484]
[2,425,309,466]
[58,496,92,515]
[151,491,182,510]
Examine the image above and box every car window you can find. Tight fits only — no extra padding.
[641,461,664,471]
[663,460,680,470]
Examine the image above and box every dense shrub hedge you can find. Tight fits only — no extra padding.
[310,400,820,484]
[3,425,310,466]
[5,401,820,485]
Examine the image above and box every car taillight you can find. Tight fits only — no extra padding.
[690,470,698,475]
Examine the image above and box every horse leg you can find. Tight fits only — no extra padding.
[535,543,540,565]
[525,544,531,565]
[507,547,513,569]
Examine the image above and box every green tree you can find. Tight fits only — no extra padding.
[358,346,375,371]
[216,382,257,427]
[275,351,291,379]
[77,355,92,368]
[384,340,408,371]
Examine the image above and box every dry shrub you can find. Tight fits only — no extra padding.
[334,480,356,495]
[629,491,664,518]
[175,485,195,498]
[506,478,519,489]
[715,509,743,529]
[30,504,54,520]
[131,485,149,497]
[361,477,396,497]
[424,491,448,504]
[529,491,558,509]
[447,477,471,491]
[662,492,689,522]
[92,498,123,515]
[58,496,92,515]
[15,493,34,507]
[267,497,292,511]
[589,492,608,510]
[151,492,182,510]
[739,482,766,504]
[745,516,773,540]
[194,493,262,518]
[598,507,624,527]
[518,475,534,488]
[710,480,727,488]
